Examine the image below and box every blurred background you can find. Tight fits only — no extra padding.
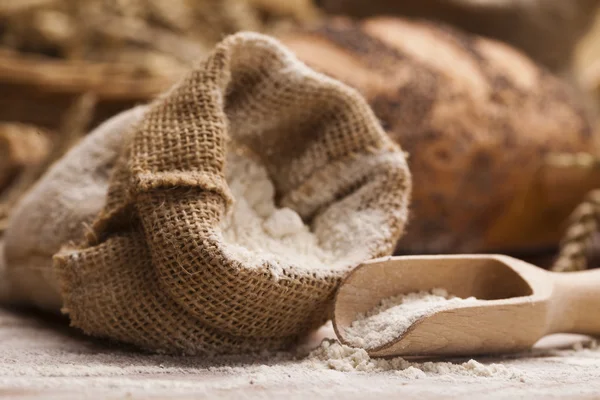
[2,0,600,270]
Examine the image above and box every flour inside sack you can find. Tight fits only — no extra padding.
[344,288,480,349]
[219,147,391,278]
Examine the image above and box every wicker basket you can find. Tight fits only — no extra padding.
[0,48,179,129]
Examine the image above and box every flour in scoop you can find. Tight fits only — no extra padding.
[344,288,479,349]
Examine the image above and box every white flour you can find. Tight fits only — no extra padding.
[307,339,522,380]
[344,288,479,349]
[219,148,389,278]
[3,308,600,399]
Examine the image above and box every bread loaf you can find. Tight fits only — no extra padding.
[279,17,600,254]
[315,0,600,75]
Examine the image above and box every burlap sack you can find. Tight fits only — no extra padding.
[2,32,411,355]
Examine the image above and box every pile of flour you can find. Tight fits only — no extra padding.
[344,288,479,349]
[219,149,389,278]
[307,339,523,380]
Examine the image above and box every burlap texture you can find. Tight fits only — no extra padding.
[3,32,410,355]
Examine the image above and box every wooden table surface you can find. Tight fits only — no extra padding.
[1,307,600,400]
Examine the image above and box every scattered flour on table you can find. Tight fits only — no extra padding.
[344,288,479,349]
[0,313,522,383]
[4,309,600,397]
[218,148,390,278]
[306,339,523,380]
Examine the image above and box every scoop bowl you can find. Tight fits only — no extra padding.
[333,255,600,357]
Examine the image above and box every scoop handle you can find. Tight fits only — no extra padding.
[548,269,600,335]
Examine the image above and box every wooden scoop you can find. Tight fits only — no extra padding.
[333,255,600,357]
